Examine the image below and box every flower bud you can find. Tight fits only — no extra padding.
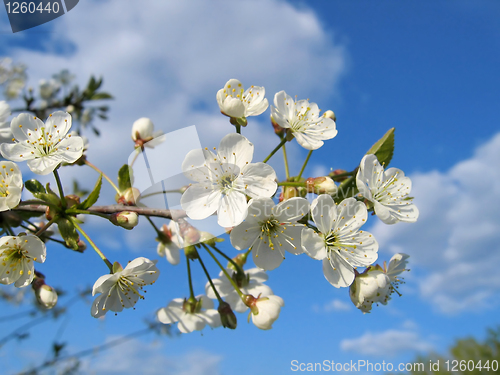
[184,245,199,259]
[131,117,154,142]
[32,275,58,309]
[66,104,75,113]
[270,116,285,137]
[64,194,81,208]
[246,294,285,330]
[115,187,140,205]
[178,219,200,245]
[306,176,338,195]
[35,284,58,309]
[329,169,348,182]
[218,301,237,329]
[323,110,336,121]
[110,211,139,230]
[227,253,248,271]
[279,186,300,202]
[349,267,391,313]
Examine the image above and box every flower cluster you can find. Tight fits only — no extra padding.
[0,75,419,336]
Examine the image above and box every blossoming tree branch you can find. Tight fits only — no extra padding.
[0,66,419,333]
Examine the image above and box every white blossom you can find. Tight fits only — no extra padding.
[0,111,84,175]
[181,133,277,227]
[248,294,284,330]
[0,235,46,288]
[205,268,273,313]
[271,90,338,150]
[0,161,23,212]
[356,154,419,224]
[349,253,409,313]
[301,195,378,288]
[216,79,268,119]
[156,221,181,265]
[230,197,309,270]
[91,257,160,318]
[157,295,221,333]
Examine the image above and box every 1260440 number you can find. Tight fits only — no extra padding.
[5,2,60,14]
[445,360,498,372]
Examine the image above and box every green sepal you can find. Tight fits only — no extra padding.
[78,174,102,210]
[366,127,395,167]
[118,164,133,192]
[25,179,46,194]
[57,218,79,250]
[46,183,58,197]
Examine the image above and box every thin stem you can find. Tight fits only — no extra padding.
[65,208,110,220]
[297,150,313,181]
[197,254,223,303]
[85,160,121,194]
[235,124,241,134]
[35,218,55,237]
[278,181,306,187]
[53,169,67,208]
[145,216,163,238]
[263,137,287,163]
[129,147,141,168]
[139,189,182,199]
[201,243,243,299]
[186,257,195,299]
[71,219,113,272]
[282,142,290,179]
[209,245,244,275]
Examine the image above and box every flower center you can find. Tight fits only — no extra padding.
[1,246,27,275]
[259,217,281,250]
[218,172,237,193]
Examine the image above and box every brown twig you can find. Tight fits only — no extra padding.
[14,204,186,220]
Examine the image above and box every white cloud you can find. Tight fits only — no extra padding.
[313,298,352,312]
[7,0,347,206]
[340,329,434,357]
[80,338,222,375]
[371,133,500,314]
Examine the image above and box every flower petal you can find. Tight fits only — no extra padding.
[322,254,355,288]
[217,191,248,227]
[301,227,327,260]
[181,184,220,220]
[311,194,336,234]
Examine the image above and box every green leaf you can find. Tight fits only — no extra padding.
[57,218,79,250]
[78,174,102,210]
[33,192,61,207]
[24,179,46,194]
[366,127,395,167]
[12,210,45,222]
[118,164,133,192]
[90,92,113,100]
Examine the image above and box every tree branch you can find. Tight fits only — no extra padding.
[15,204,186,220]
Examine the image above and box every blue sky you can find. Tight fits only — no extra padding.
[1,1,500,374]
